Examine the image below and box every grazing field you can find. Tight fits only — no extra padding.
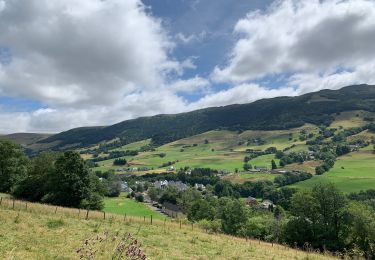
[292,146,375,193]
[92,125,316,174]
[248,154,279,169]
[104,194,165,220]
[0,200,334,259]
[329,110,372,128]
[284,160,322,174]
[224,173,279,184]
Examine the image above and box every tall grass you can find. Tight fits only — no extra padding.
[0,196,337,259]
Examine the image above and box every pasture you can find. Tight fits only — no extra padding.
[293,146,375,193]
[92,125,316,174]
[104,193,165,220]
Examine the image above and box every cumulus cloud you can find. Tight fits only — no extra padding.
[0,0,177,106]
[168,76,210,94]
[189,84,298,109]
[1,0,375,133]
[212,0,375,89]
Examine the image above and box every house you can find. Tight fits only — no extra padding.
[246,196,258,206]
[162,202,183,218]
[349,144,360,151]
[154,180,169,190]
[272,170,287,174]
[167,166,176,172]
[169,181,188,191]
[253,166,268,172]
[259,200,274,210]
[120,181,133,193]
[154,180,188,191]
[194,183,205,190]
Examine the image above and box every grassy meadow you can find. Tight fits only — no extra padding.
[293,146,375,193]
[0,198,335,259]
[85,112,375,193]
[104,193,165,220]
[91,125,315,174]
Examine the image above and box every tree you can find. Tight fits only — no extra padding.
[243,162,252,171]
[177,188,201,213]
[315,165,325,175]
[105,180,121,197]
[135,193,144,202]
[188,199,215,222]
[271,160,277,170]
[219,199,248,235]
[285,183,349,251]
[347,202,375,259]
[148,187,160,202]
[113,158,127,166]
[0,140,28,192]
[12,152,58,201]
[42,151,104,210]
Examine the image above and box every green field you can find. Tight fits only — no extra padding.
[104,194,165,220]
[92,125,316,174]
[293,146,375,193]
[88,117,375,193]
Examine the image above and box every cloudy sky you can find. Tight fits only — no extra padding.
[1,0,375,133]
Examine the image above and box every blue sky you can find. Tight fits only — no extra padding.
[0,0,375,133]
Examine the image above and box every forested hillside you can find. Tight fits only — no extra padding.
[36,84,375,150]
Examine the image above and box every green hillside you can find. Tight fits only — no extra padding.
[293,146,375,193]
[33,84,375,150]
[0,199,333,259]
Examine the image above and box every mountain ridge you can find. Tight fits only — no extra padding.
[6,84,375,151]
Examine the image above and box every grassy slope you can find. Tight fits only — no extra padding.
[90,111,375,192]
[293,146,375,193]
[92,125,314,173]
[0,199,334,259]
[104,194,165,220]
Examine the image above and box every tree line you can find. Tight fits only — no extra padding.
[0,140,105,210]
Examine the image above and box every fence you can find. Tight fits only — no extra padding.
[0,196,343,259]
[0,197,194,232]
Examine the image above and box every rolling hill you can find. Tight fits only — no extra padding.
[31,84,375,150]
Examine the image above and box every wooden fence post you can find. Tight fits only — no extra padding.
[150,215,152,225]
[85,210,89,220]
[25,202,28,211]
[124,213,127,221]
[180,220,182,229]
[191,223,194,231]
[103,211,106,220]
[0,197,2,205]
[54,206,58,214]
[12,198,15,209]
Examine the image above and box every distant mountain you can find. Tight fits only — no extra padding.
[28,84,375,150]
[1,133,51,146]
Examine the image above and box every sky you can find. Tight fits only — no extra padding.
[1,0,375,133]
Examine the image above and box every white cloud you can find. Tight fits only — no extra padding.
[175,31,207,44]
[0,0,177,106]
[189,84,298,109]
[1,0,375,134]
[168,76,210,94]
[212,0,375,85]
